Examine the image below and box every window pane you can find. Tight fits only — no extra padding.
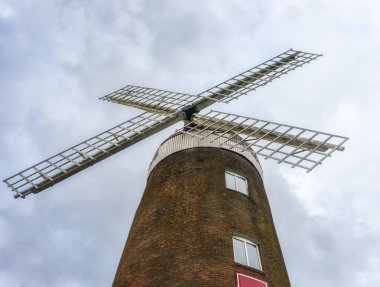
[225,172,236,190]
[233,238,247,265]
[236,176,248,195]
[247,243,261,270]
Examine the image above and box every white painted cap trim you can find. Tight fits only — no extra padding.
[148,131,263,178]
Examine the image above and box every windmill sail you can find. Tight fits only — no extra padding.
[100,85,199,115]
[180,110,348,172]
[193,49,322,111]
[100,50,322,114]
[3,48,344,199]
[4,112,181,198]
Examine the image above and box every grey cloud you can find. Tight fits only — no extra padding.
[0,1,379,286]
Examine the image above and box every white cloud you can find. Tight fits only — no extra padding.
[0,1,13,19]
[0,0,379,286]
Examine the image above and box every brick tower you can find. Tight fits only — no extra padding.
[113,132,291,287]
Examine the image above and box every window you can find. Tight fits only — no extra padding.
[233,236,262,270]
[225,171,248,195]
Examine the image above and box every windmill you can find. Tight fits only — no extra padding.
[4,49,348,287]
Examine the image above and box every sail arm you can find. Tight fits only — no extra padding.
[179,110,348,172]
[100,85,198,115]
[4,112,181,199]
[193,49,322,112]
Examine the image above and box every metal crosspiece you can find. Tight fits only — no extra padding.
[3,49,348,199]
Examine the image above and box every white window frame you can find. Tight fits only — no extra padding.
[225,171,248,195]
[232,236,262,271]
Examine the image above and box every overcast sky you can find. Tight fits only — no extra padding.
[0,0,379,286]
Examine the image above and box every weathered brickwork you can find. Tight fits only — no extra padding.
[113,147,291,287]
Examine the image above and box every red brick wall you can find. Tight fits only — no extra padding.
[113,147,291,287]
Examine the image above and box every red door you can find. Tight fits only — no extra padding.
[237,273,268,287]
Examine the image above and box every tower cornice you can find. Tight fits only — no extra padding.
[148,131,263,178]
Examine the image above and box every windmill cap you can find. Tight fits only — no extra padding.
[147,131,263,178]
